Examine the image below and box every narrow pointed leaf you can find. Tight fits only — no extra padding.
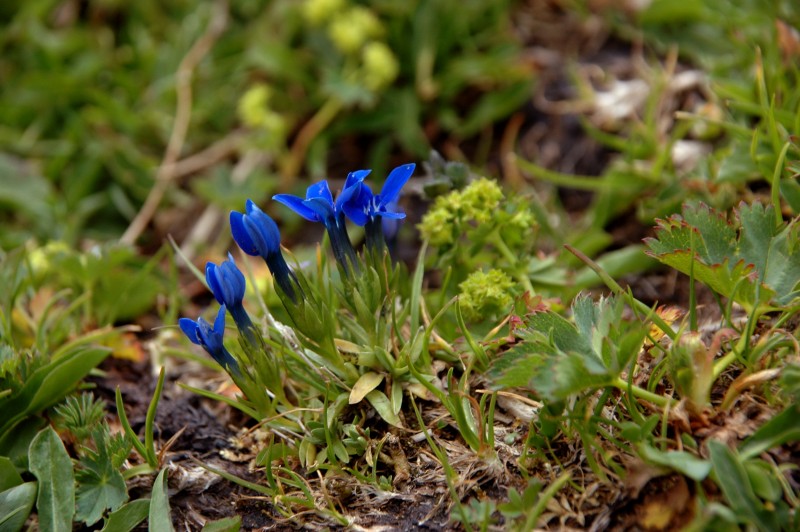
[149,469,175,532]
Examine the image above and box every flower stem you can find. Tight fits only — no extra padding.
[492,232,535,295]
[612,377,674,408]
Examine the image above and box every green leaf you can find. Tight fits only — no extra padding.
[349,372,384,405]
[28,426,75,532]
[101,498,150,532]
[202,515,242,532]
[149,468,175,532]
[0,418,45,470]
[740,403,800,459]
[707,440,779,530]
[366,390,402,427]
[0,456,23,492]
[488,296,637,401]
[75,427,129,525]
[638,443,711,481]
[646,201,800,312]
[0,482,37,532]
[0,346,110,435]
[744,460,783,503]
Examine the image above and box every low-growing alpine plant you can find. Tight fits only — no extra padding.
[179,163,425,464]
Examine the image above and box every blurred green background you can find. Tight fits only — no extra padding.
[0,0,532,250]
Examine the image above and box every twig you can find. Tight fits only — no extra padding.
[179,150,269,260]
[121,0,229,245]
[279,97,343,190]
[161,132,244,180]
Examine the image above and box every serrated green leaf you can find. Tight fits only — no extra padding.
[489,297,636,401]
[149,469,174,532]
[101,498,150,532]
[75,428,129,525]
[0,481,37,532]
[646,201,800,312]
[29,426,75,532]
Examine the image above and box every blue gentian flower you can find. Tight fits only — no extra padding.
[179,306,241,377]
[230,200,301,302]
[206,253,254,334]
[341,163,415,250]
[273,175,367,276]
[341,163,414,225]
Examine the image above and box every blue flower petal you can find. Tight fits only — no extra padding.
[230,211,258,256]
[214,305,227,335]
[206,263,224,305]
[195,317,215,350]
[206,259,246,308]
[341,184,373,226]
[306,180,334,204]
[273,193,322,222]
[220,260,246,300]
[378,211,406,220]
[247,205,282,256]
[304,197,337,224]
[378,164,414,206]
[179,318,200,345]
[336,169,372,208]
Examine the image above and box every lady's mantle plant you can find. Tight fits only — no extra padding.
[179,164,422,465]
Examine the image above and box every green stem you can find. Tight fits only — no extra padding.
[493,232,535,294]
[612,377,674,408]
[713,350,739,380]
[565,244,677,341]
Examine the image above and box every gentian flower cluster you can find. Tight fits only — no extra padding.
[179,163,415,379]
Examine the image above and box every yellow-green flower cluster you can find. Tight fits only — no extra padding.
[418,178,508,246]
[302,0,345,25]
[237,84,287,143]
[458,269,515,321]
[302,0,398,93]
[459,178,503,223]
[361,41,399,91]
[327,6,382,54]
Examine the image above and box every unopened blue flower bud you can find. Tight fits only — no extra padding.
[206,253,254,331]
[179,306,241,377]
[230,200,301,302]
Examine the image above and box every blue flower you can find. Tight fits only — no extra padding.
[179,306,241,377]
[341,163,414,226]
[230,200,301,302]
[339,163,414,251]
[206,253,254,331]
[273,176,367,276]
